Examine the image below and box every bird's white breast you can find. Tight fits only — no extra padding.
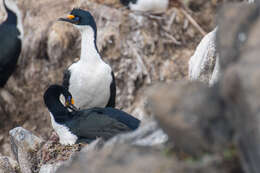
[68,60,112,109]
[129,0,169,13]
[49,113,78,145]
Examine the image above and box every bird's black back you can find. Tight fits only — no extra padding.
[89,107,140,130]
[0,25,21,87]
[65,107,140,141]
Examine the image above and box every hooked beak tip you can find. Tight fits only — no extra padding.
[67,103,79,112]
[58,17,67,21]
[58,17,78,24]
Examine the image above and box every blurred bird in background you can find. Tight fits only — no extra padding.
[0,0,23,87]
[0,0,23,114]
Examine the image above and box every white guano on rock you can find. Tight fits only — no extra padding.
[189,27,220,85]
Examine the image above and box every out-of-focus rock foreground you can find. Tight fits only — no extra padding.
[1,0,260,173]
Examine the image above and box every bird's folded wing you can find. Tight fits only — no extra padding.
[67,112,131,140]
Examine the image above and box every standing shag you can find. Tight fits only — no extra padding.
[0,0,23,87]
[59,9,116,109]
[120,0,169,13]
[44,84,140,145]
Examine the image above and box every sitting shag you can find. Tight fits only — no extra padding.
[59,9,116,109]
[44,85,140,145]
[120,0,169,13]
[0,0,23,87]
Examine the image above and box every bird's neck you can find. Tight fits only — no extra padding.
[4,0,24,39]
[79,26,102,64]
[44,89,71,124]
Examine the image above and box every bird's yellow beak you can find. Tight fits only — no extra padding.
[58,14,79,24]
[67,15,75,20]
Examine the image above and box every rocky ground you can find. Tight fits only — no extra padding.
[1,0,259,173]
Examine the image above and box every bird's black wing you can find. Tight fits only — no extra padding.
[66,109,133,141]
[105,71,116,108]
[0,25,21,87]
[62,69,71,90]
[97,107,140,130]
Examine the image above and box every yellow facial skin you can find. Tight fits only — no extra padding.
[67,15,75,20]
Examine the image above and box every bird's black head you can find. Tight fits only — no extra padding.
[120,0,137,6]
[59,8,96,31]
[44,85,78,113]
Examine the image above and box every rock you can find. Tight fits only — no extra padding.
[217,2,256,70]
[39,162,63,173]
[217,3,260,173]
[133,126,168,146]
[147,2,260,172]
[209,56,220,86]
[55,142,241,173]
[0,156,19,173]
[189,27,220,85]
[0,89,17,117]
[147,81,233,157]
[80,138,105,153]
[9,127,44,173]
[46,23,78,64]
[56,144,176,173]
[106,121,168,147]
[189,0,254,86]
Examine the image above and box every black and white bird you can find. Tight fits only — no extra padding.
[120,0,169,13]
[0,0,23,87]
[44,84,140,145]
[59,9,116,109]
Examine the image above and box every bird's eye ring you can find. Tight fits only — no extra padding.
[65,96,71,106]
[74,16,80,22]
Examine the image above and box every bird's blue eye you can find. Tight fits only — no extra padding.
[74,16,80,21]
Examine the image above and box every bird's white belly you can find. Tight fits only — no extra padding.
[130,0,169,13]
[49,113,78,145]
[69,63,112,109]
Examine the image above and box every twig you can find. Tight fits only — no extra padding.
[0,93,9,118]
[163,31,181,45]
[142,13,164,20]
[180,8,206,36]
[171,0,207,35]
[166,9,177,31]
[130,44,151,84]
